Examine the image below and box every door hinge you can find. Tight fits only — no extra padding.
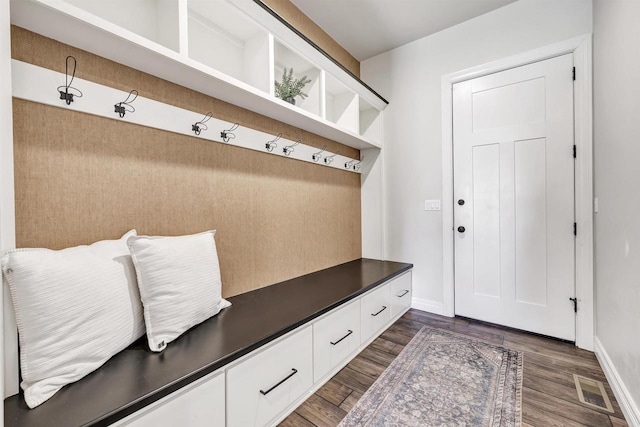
[573,67,576,81]
[574,222,577,236]
[569,297,578,313]
[573,145,577,158]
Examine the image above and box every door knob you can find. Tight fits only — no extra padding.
[458,199,465,206]
[458,226,466,233]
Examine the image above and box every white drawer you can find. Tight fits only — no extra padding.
[313,300,361,382]
[227,326,313,427]
[390,271,412,318]
[360,283,391,344]
[115,371,225,427]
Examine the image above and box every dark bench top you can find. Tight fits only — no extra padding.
[4,258,412,426]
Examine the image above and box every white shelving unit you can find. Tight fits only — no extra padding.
[9,0,387,150]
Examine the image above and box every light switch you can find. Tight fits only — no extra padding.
[424,200,441,211]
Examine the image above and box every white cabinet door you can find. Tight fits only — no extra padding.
[116,371,225,427]
[227,326,313,427]
[313,300,361,382]
[389,272,412,318]
[360,284,390,344]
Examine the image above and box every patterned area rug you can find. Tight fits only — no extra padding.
[339,326,522,427]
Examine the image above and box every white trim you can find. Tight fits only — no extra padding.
[441,34,594,349]
[411,298,444,316]
[1,0,17,402]
[594,337,640,427]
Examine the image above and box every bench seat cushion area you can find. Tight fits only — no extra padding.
[4,258,412,427]
[1,230,146,409]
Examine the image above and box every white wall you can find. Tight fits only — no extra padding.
[593,0,640,420]
[361,0,592,309]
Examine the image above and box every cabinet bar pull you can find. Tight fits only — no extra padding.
[330,329,354,346]
[259,368,298,395]
[397,290,410,298]
[371,306,387,317]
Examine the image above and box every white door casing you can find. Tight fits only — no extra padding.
[453,54,575,340]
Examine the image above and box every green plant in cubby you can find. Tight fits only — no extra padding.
[274,67,312,105]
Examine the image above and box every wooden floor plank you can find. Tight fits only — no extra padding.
[524,361,625,418]
[279,411,316,427]
[315,379,353,407]
[610,416,629,426]
[278,309,628,427]
[332,366,376,393]
[295,394,348,427]
[523,401,590,427]
[368,336,404,356]
[339,390,364,413]
[357,346,397,368]
[523,387,613,427]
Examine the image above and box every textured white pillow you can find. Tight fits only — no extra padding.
[1,230,145,408]
[127,230,230,352]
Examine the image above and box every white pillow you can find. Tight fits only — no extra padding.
[1,230,145,408]
[127,230,230,352]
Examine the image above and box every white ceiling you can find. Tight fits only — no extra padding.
[290,0,517,61]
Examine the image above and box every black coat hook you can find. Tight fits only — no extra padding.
[221,123,239,143]
[312,145,326,162]
[345,159,357,169]
[266,133,281,152]
[192,112,213,136]
[114,90,138,118]
[324,150,340,165]
[57,56,83,105]
[283,140,300,156]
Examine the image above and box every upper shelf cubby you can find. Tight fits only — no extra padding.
[10,0,386,150]
[187,0,272,94]
[63,0,181,52]
[324,73,358,134]
[273,40,321,117]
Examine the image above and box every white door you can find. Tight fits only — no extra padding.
[453,54,575,341]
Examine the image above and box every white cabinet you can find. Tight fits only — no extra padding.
[313,300,361,382]
[226,326,313,427]
[390,272,413,318]
[110,269,411,427]
[115,371,225,427]
[360,283,391,344]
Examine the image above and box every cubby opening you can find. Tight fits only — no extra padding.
[63,0,180,52]
[273,40,321,117]
[359,97,383,144]
[324,74,358,133]
[187,0,272,93]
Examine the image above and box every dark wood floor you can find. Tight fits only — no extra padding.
[279,309,628,427]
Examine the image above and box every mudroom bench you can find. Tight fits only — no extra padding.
[4,258,413,427]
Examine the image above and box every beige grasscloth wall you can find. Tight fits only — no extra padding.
[11,27,362,298]
[261,0,361,77]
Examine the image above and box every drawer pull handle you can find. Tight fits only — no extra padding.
[330,329,354,346]
[371,306,387,317]
[259,368,298,396]
[397,290,410,298]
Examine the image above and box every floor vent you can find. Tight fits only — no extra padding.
[573,374,614,413]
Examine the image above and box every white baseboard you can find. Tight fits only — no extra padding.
[411,298,445,316]
[594,336,640,427]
